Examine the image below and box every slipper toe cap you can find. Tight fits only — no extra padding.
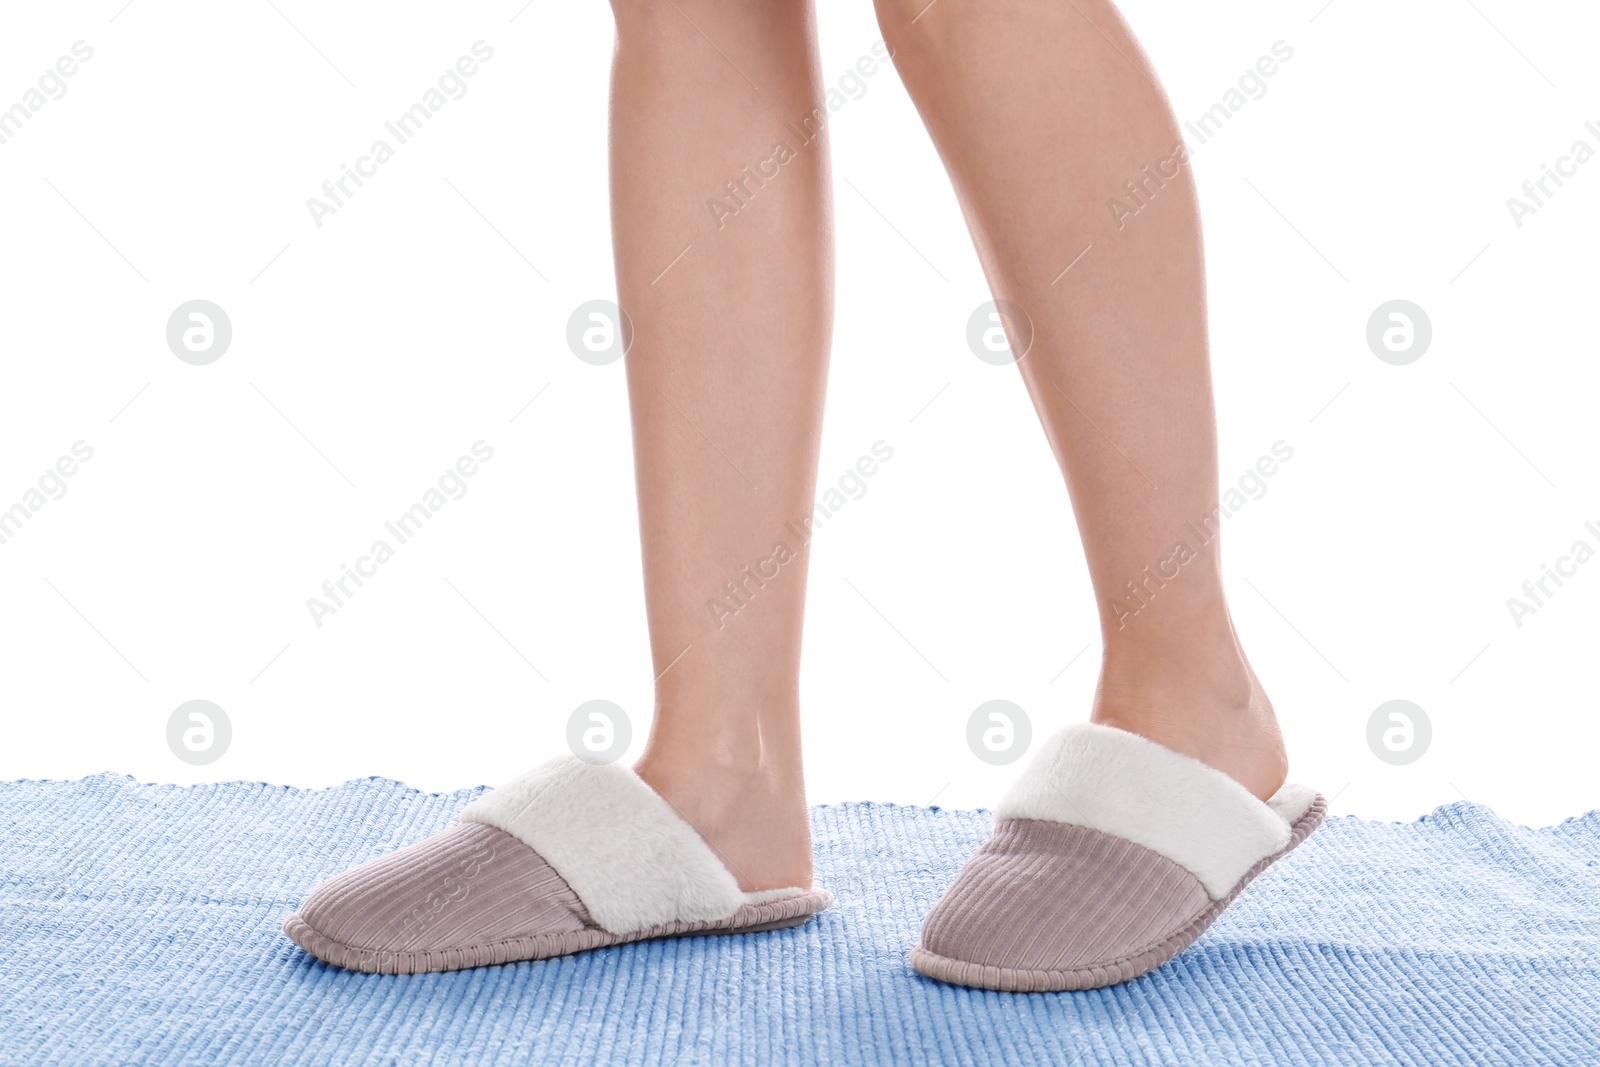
[912,819,1212,991]
[285,821,592,970]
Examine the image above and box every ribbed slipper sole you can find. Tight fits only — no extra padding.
[284,888,833,976]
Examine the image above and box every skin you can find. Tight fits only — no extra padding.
[611,0,1287,893]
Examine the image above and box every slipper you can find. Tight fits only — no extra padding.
[910,722,1324,992]
[282,757,832,974]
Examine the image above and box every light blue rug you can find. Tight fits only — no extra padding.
[2,773,1597,1066]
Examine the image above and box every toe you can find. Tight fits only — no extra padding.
[916,819,1211,987]
[289,822,591,961]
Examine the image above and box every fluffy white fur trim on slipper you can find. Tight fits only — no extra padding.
[460,757,802,934]
[994,723,1319,899]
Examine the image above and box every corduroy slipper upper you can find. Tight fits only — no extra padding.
[282,757,831,974]
[910,722,1325,992]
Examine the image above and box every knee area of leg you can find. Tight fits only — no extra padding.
[609,0,804,26]
[606,0,655,26]
[869,0,946,62]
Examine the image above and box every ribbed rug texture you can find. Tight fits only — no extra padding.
[3,774,1598,1066]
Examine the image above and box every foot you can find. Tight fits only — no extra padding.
[911,720,1325,992]
[634,746,813,893]
[283,756,832,974]
[1092,653,1288,802]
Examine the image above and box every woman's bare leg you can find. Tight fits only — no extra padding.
[609,0,832,888]
[875,0,1286,798]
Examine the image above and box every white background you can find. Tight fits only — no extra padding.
[1,0,1596,827]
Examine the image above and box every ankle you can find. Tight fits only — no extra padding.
[632,708,811,892]
[633,752,812,892]
[1098,631,1254,716]
[633,745,800,806]
[1090,645,1289,802]
[634,705,802,788]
